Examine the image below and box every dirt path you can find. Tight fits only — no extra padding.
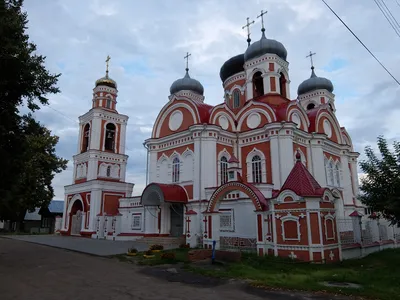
[0,238,346,300]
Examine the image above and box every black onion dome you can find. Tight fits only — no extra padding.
[297,67,334,95]
[170,69,204,95]
[219,53,245,82]
[95,74,117,89]
[244,31,287,61]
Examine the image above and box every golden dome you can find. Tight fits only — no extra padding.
[95,74,117,89]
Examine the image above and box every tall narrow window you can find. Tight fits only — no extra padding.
[106,166,111,177]
[253,72,264,98]
[233,90,240,108]
[335,164,340,187]
[106,98,112,109]
[104,123,116,151]
[172,157,180,183]
[328,161,334,186]
[220,156,228,185]
[82,123,90,152]
[252,155,262,183]
[279,72,287,98]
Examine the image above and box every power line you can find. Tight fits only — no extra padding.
[373,0,400,38]
[321,0,400,86]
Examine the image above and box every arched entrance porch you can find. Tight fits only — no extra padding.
[141,183,188,237]
[67,196,84,236]
[203,181,268,253]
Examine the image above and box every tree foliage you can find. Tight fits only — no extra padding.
[0,0,67,223]
[359,136,400,226]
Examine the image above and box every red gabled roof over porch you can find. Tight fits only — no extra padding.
[141,183,188,205]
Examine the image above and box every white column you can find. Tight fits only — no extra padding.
[310,137,327,187]
[87,158,97,180]
[148,150,158,184]
[245,80,253,101]
[119,162,127,182]
[201,134,217,199]
[62,194,68,230]
[269,135,281,189]
[90,117,102,150]
[278,129,294,185]
[262,74,271,94]
[193,136,201,200]
[119,123,127,155]
[77,124,83,153]
[89,189,102,231]
[340,155,353,206]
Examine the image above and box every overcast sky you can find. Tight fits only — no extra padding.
[22,0,400,200]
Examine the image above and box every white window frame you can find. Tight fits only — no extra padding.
[220,156,228,185]
[219,209,234,232]
[131,214,141,230]
[246,149,267,184]
[172,157,180,183]
[233,89,240,108]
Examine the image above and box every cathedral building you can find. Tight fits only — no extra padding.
[62,18,363,262]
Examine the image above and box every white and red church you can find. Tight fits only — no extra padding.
[61,21,364,262]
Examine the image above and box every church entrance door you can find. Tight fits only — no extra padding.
[71,210,82,235]
[170,204,184,237]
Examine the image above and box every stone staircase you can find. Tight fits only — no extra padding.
[135,236,185,249]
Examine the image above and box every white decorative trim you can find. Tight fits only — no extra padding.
[246,147,267,183]
[324,213,336,240]
[276,190,300,203]
[281,213,302,241]
[153,102,199,138]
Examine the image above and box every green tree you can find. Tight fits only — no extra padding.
[0,0,67,225]
[359,136,400,226]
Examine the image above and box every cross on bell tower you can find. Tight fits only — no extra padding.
[242,17,255,46]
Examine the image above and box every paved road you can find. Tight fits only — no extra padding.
[5,235,150,256]
[0,238,348,300]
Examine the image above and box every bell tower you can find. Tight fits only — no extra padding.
[74,58,129,183]
[63,56,134,237]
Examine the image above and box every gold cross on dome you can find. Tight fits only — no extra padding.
[105,55,111,75]
[306,51,316,68]
[184,52,191,71]
[257,9,268,31]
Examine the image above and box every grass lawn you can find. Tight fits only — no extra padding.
[115,247,400,299]
[186,249,400,300]
[114,248,191,266]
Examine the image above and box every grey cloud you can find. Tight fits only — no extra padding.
[22,0,400,198]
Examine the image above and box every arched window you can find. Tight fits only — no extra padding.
[233,90,240,108]
[335,164,340,187]
[105,123,116,151]
[220,156,228,185]
[172,157,180,183]
[279,72,287,98]
[307,103,315,110]
[328,161,334,186]
[106,166,111,177]
[252,71,264,98]
[252,155,262,183]
[106,98,112,109]
[82,123,90,152]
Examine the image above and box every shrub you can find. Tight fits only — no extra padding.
[128,248,138,253]
[161,252,176,260]
[179,243,190,249]
[150,244,164,250]
[144,250,153,256]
